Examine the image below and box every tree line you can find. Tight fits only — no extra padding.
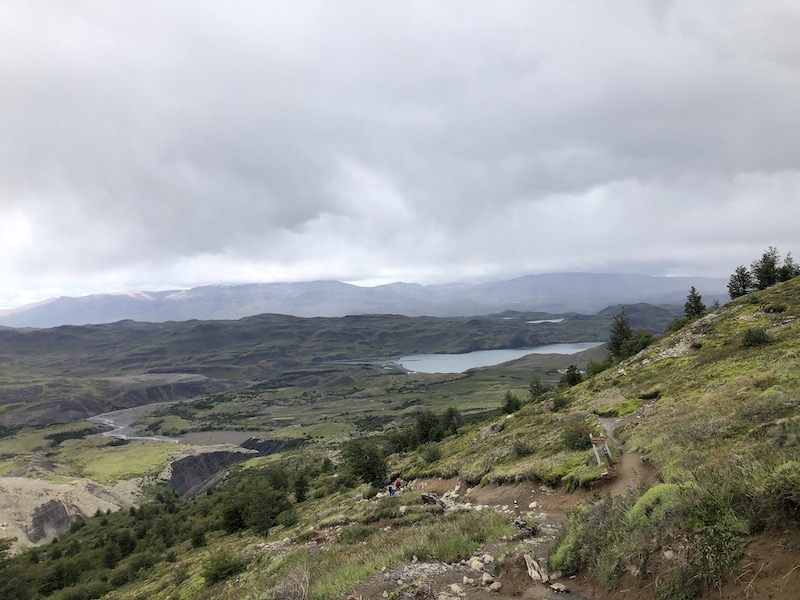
[728,246,799,299]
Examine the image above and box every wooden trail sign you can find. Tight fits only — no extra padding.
[589,433,613,467]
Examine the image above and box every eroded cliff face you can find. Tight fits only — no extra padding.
[168,438,288,499]
[25,499,71,543]
[168,450,254,499]
[0,477,140,551]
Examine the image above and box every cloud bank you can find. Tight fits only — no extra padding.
[2,1,800,307]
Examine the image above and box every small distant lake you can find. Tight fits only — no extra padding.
[397,342,603,374]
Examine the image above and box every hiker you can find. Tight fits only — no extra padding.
[394,477,402,492]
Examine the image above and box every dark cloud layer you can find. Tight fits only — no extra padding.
[2,1,800,307]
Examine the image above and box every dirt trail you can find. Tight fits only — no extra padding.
[342,414,660,600]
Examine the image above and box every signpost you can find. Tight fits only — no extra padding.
[589,434,613,467]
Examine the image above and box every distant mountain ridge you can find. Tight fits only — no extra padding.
[0,273,728,328]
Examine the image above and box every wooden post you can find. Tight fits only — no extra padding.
[602,440,613,467]
[590,433,602,466]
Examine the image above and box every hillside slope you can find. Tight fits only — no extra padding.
[1,282,797,600]
[385,277,800,598]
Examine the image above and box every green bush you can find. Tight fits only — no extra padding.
[742,326,770,347]
[419,442,442,463]
[551,394,568,412]
[190,528,206,548]
[277,509,299,528]
[512,440,534,457]
[561,417,594,451]
[764,302,787,313]
[202,551,246,585]
[502,391,522,414]
[666,317,692,334]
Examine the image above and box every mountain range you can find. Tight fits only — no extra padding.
[0,272,728,328]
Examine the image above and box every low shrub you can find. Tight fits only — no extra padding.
[202,551,246,585]
[561,417,594,451]
[763,302,787,313]
[512,440,534,458]
[742,327,770,347]
[419,442,442,464]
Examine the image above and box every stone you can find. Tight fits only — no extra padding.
[399,505,408,515]
[470,559,484,570]
[489,582,503,592]
[528,501,538,509]
[663,549,675,560]
[550,570,563,580]
[382,592,388,598]
[550,582,570,593]
[482,572,495,585]
[463,576,474,585]
[449,583,462,594]
[482,553,495,564]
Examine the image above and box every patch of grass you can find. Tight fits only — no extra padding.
[594,399,641,417]
[562,463,605,493]
[59,439,184,482]
[627,483,684,529]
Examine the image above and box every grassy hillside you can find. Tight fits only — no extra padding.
[2,282,798,599]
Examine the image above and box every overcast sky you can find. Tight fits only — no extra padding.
[2,1,799,308]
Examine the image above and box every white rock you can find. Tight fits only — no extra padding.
[470,559,484,570]
[482,572,495,585]
[489,582,503,592]
[482,553,495,563]
[663,549,675,560]
[528,501,538,509]
[463,576,474,585]
[449,583,462,594]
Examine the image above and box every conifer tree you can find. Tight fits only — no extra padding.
[728,265,754,299]
[684,286,706,318]
[608,309,632,359]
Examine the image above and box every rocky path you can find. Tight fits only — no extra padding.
[339,409,660,600]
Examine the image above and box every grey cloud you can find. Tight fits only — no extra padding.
[1,1,800,306]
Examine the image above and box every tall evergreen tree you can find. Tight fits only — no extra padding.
[728,265,754,299]
[684,286,706,318]
[779,252,800,282]
[751,246,781,290]
[607,309,632,359]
